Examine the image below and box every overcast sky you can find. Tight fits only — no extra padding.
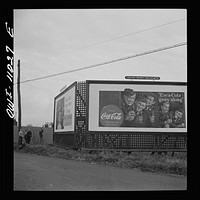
[14,9,187,126]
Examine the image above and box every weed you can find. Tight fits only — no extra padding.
[14,144,187,176]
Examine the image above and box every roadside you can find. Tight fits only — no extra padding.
[14,151,187,191]
[13,143,187,176]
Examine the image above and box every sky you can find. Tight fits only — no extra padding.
[13,9,187,127]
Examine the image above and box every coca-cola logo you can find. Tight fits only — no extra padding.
[100,105,124,127]
[101,112,122,120]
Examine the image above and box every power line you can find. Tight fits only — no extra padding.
[21,18,186,64]
[14,41,186,85]
[73,18,186,51]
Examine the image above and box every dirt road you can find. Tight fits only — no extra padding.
[14,152,187,191]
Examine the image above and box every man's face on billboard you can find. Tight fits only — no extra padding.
[146,96,155,106]
[136,101,147,112]
[124,94,136,106]
[161,102,170,113]
[174,110,183,119]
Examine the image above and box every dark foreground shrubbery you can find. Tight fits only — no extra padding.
[14,144,187,176]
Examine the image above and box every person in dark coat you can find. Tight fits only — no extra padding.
[25,129,32,144]
[39,128,44,144]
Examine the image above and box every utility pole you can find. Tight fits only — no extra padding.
[17,59,22,139]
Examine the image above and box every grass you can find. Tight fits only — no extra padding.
[14,144,187,176]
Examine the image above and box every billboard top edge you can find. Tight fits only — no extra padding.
[86,80,187,86]
[54,81,77,100]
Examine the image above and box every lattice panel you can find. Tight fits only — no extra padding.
[76,81,86,117]
[85,133,187,150]
[75,82,87,148]
[159,135,187,149]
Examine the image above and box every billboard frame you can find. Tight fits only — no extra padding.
[53,81,77,147]
[86,80,187,135]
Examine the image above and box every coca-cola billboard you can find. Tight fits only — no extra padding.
[88,81,187,132]
[98,90,186,128]
[100,105,124,127]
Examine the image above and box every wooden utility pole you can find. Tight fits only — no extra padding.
[17,59,22,138]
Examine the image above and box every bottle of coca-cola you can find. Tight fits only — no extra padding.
[150,111,155,123]
[138,114,143,123]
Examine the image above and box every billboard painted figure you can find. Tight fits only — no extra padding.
[56,97,64,130]
[99,88,185,128]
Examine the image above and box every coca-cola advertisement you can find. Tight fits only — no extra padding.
[99,89,186,128]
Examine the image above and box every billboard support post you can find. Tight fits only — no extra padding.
[17,59,22,144]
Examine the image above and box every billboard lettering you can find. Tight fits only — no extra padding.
[100,105,124,127]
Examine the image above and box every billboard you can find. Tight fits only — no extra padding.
[88,82,187,133]
[54,83,76,132]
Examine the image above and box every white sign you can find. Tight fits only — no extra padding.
[54,85,75,132]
